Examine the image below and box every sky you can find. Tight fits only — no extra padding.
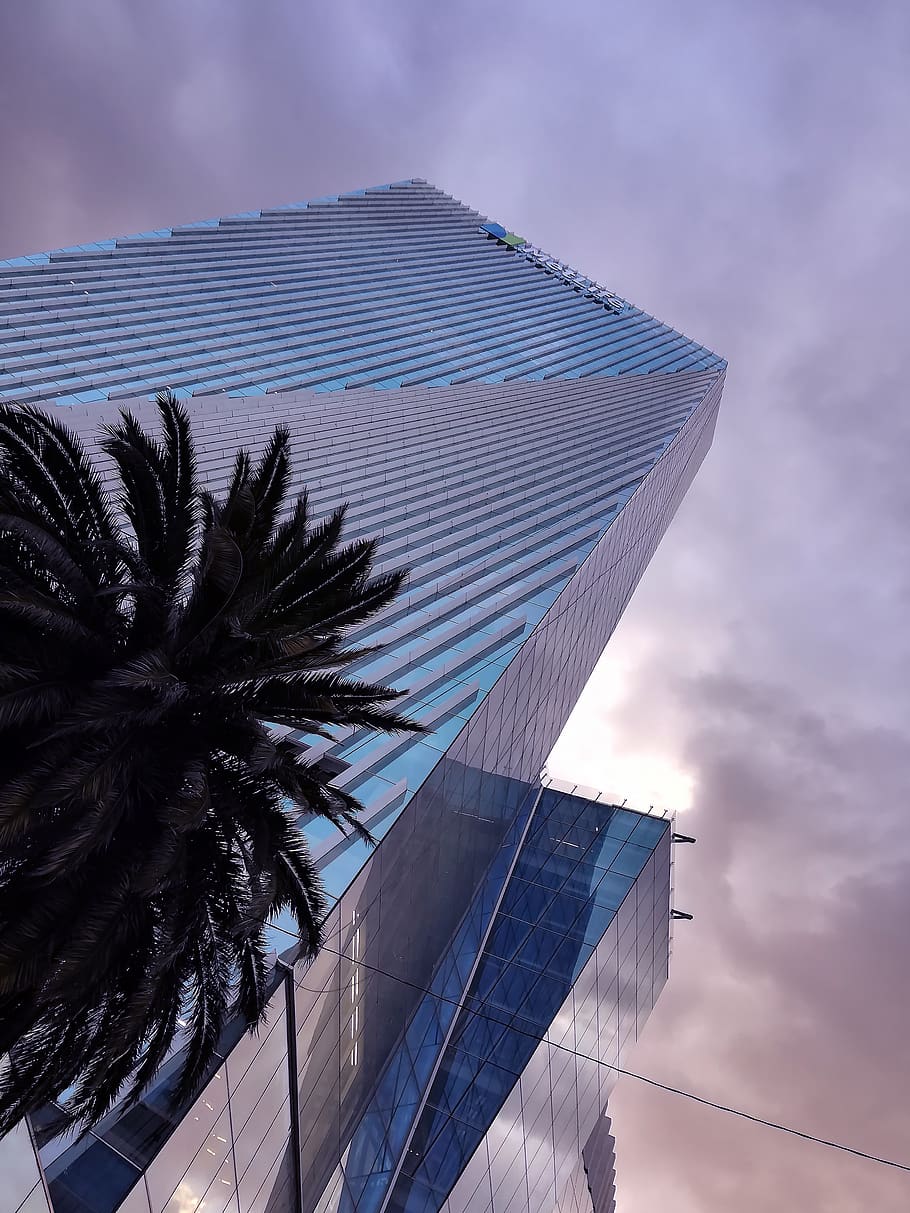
[2,1,909,1208]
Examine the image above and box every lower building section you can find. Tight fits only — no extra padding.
[35,773,670,1213]
[289,774,671,1213]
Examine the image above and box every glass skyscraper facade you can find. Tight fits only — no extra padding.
[1,180,725,1212]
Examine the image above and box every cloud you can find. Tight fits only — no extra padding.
[599,671,910,1210]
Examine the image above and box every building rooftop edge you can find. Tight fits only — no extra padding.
[0,178,435,268]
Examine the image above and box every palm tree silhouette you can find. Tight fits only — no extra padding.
[0,391,417,1133]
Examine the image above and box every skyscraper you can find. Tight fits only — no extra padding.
[1,180,725,1213]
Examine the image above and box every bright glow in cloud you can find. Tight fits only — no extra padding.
[548,633,697,814]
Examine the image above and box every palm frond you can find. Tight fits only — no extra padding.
[0,404,121,587]
[0,392,422,1135]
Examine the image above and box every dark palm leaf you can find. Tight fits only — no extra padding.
[0,390,419,1135]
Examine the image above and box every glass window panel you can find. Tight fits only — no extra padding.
[470,954,505,1003]
[405,996,444,1053]
[16,1187,56,1213]
[559,859,603,900]
[46,1139,142,1213]
[144,1067,230,1210]
[611,842,651,879]
[594,870,635,910]
[345,1111,388,1180]
[488,1137,529,1207]
[387,1101,421,1155]
[514,920,572,973]
[415,1112,483,1194]
[96,1097,178,1169]
[237,1103,291,1211]
[513,848,573,889]
[160,1106,235,1213]
[412,1041,440,1088]
[511,970,567,1032]
[448,1056,516,1132]
[226,1012,288,1137]
[385,1177,440,1213]
[543,888,589,937]
[587,834,624,870]
[485,914,533,961]
[495,1018,538,1077]
[629,815,668,848]
[1,1120,47,1209]
[428,1047,484,1114]
[603,810,637,840]
[232,1062,290,1179]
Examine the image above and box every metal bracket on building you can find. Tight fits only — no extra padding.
[671,832,696,844]
[670,909,694,921]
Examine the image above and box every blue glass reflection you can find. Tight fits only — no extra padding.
[349,787,671,1212]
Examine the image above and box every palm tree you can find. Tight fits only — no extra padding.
[0,391,417,1135]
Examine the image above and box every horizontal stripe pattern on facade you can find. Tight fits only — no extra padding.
[0,181,725,407]
[62,369,721,917]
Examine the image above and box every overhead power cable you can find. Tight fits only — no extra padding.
[287,937,910,1177]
